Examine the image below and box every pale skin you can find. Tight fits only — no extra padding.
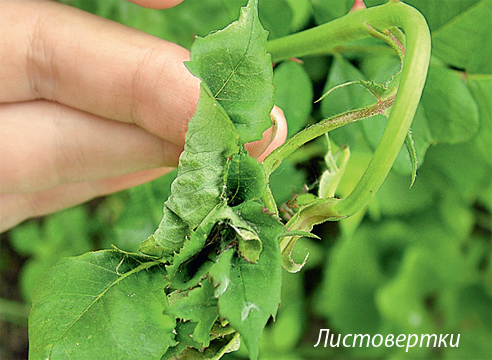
[0,0,287,232]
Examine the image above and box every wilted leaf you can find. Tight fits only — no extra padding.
[153,84,239,254]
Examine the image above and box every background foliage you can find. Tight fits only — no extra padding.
[1,0,491,359]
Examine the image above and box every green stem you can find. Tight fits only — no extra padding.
[266,0,431,218]
[263,95,395,177]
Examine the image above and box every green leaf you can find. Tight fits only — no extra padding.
[258,0,293,40]
[321,56,374,119]
[310,0,353,25]
[426,141,492,203]
[29,250,175,360]
[273,61,314,138]
[165,238,216,292]
[153,0,247,49]
[211,202,283,360]
[421,63,479,144]
[370,168,435,217]
[432,0,492,74]
[165,216,225,292]
[284,0,312,32]
[167,280,219,347]
[269,159,307,204]
[186,0,275,144]
[467,76,492,166]
[226,153,267,207]
[399,0,481,32]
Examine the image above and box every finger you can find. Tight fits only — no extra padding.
[0,100,182,193]
[127,0,185,9]
[0,167,172,233]
[0,107,287,232]
[245,106,288,161]
[0,0,200,147]
[258,106,288,162]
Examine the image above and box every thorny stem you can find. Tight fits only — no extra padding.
[263,96,395,176]
[265,0,431,218]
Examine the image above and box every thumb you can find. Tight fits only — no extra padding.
[245,106,288,162]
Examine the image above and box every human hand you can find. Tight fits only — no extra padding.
[0,0,287,232]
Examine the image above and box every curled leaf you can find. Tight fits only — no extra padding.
[319,136,351,199]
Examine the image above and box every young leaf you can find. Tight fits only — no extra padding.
[280,197,343,273]
[29,250,175,360]
[211,201,283,360]
[318,137,351,199]
[186,0,275,144]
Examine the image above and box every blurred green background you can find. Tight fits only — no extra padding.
[1,0,491,359]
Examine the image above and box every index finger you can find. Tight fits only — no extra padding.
[0,0,200,147]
